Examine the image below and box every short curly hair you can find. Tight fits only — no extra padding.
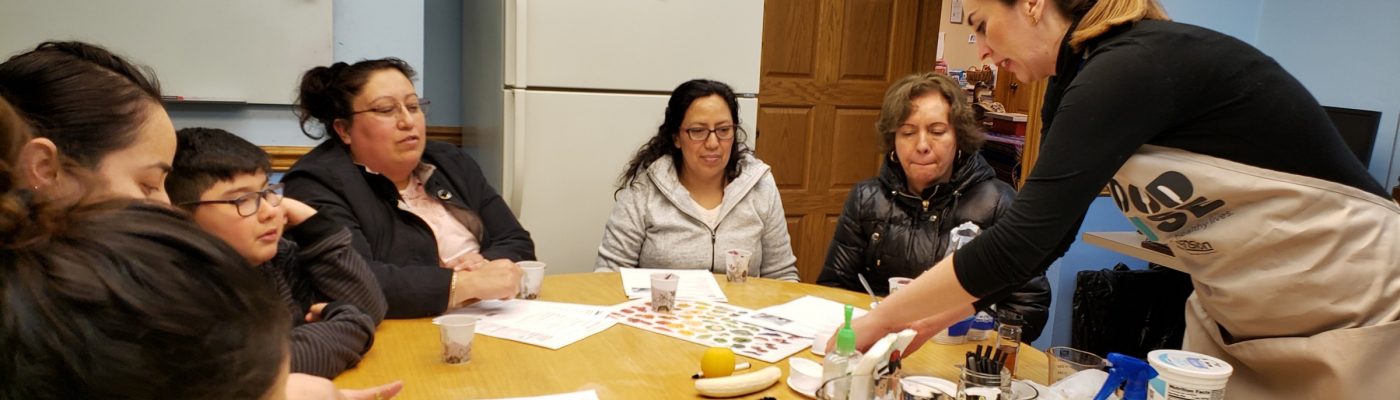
[876,72,983,155]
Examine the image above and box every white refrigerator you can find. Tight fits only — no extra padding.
[462,0,765,274]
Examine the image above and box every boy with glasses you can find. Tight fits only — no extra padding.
[166,127,387,378]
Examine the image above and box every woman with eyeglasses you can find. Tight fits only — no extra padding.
[283,58,533,319]
[595,79,797,281]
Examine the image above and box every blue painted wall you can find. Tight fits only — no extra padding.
[167,0,427,147]
[1255,0,1400,188]
[1031,198,1146,349]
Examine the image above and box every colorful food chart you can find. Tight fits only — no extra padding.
[608,299,812,363]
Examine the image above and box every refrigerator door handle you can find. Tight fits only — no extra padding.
[508,91,527,215]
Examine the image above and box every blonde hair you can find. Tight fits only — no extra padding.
[1069,0,1169,48]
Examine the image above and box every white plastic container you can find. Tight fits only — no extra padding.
[1146,350,1233,400]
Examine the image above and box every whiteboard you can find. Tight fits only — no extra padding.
[0,0,332,105]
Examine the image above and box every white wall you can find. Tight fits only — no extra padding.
[167,0,426,148]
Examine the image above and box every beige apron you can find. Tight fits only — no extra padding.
[1108,145,1400,399]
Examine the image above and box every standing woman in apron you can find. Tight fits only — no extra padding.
[843,0,1400,397]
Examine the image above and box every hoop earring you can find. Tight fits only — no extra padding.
[888,151,898,162]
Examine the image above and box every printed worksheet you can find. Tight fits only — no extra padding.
[609,299,810,363]
[449,300,616,350]
[737,295,869,338]
[618,268,729,303]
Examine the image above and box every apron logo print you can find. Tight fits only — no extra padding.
[1173,239,1216,254]
[1109,171,1226,237]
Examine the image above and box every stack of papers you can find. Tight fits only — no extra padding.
[618,268,728,303]
[737,295,869,338]
[448,300,616,350]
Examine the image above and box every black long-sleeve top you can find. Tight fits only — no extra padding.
[259,212,387,378]
[954,20,1387,299]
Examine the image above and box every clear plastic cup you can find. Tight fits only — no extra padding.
[1046,346,1106,384]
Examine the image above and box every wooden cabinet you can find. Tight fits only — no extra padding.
[989,73,1046,189]
[993,73,1041,115]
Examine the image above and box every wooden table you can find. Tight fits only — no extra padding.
[334,273,1048,399]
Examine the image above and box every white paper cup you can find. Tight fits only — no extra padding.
[432,315,478,364]
[725,249,752,283]
[888,277,913,294]
[516,261,546,299]
[649,273,679,312]
[811,326,839,356]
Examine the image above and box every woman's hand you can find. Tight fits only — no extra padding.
[338,380,404,400]
[451,260,522,305]
[441,251,488,271]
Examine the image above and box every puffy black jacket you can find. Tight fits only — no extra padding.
[818,153,1052,341]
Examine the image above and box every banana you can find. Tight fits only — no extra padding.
[694,365,781,398]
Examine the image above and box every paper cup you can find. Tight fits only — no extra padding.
[432,315,478,364]
[1046,346,1106,384]
[888,277,913,294]
[811,326,839,356]
[649,273,679,312]
[725,249,752,283]
[516,261,546,299]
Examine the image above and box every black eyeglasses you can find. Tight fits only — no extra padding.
[683,125,737,141]
[179,183,284,217]
[351,99,431,120]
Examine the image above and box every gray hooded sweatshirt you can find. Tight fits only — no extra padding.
[594,154,798,281]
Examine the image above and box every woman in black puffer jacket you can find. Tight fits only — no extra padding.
[818,72,1051,341]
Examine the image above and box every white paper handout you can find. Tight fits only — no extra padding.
[618,268,729,303]
[480,389,600,400]
[737,295,869,338]
[448,300,616,350]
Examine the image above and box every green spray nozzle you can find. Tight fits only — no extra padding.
[836,304,856,354]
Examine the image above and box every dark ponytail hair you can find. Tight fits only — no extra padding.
[616,79,751,195]
[0,200,290,399]
[1,97,31,193]
[0,41,163,168]
[295,58,416,143]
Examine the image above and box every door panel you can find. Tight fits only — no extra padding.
[758,0,942,282]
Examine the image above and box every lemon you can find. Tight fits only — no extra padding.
[700,347,736,378]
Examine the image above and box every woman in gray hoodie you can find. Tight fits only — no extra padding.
[595,79,797,281]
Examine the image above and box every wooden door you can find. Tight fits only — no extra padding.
[756,0,943,283]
